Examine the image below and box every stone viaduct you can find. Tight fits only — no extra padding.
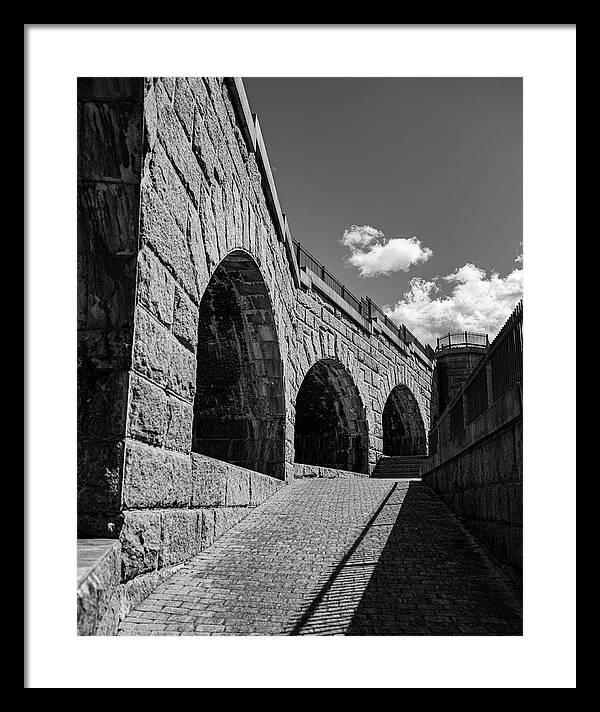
[78,77,438,603]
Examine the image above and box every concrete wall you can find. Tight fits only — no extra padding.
[77,77,434,594]
[423,383,523,586]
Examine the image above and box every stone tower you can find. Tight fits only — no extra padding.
[432,332,489,419]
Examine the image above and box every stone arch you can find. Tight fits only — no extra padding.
[382,384,427,456]
[191,249,286,479]
[293,358,369,474]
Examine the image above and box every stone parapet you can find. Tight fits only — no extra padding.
[423,384,522,587]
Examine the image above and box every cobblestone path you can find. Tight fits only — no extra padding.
[118,479,522,636]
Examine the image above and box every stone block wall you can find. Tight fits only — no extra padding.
[292,285,433,471]
[291,463,370,479]
[118,78,297,579]
[120,454,284,582]
[78,457,286,634]
[433,346,487,418]
[77,78,144,537]
[423,384,523,587]
[77,540,122,635]
[77,76,435,599]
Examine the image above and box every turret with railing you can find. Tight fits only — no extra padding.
[436,332,489,351]
[429,300,523,455]
[433,330,490,416]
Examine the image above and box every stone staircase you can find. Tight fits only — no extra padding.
[372,455,429,479]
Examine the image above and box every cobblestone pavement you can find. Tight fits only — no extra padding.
[118,479,522,636]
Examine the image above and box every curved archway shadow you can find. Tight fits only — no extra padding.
[192,250,286,479]
[294,358,369,474]
[382,384,427,456]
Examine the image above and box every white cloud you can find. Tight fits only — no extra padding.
[341,224,433,277]
[341,224,383,249]
[384,262,523,346]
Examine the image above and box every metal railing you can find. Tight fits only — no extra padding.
[489,299,523,402]
[295,240,435,360]
[436,331,489,351]
[296,242,368,318]
[368,299,408,341]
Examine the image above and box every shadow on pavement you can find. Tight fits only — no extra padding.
[295,481,522,636]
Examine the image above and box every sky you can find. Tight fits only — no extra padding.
[243,77,523,347]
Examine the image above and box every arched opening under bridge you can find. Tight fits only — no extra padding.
[192,250,286,479]
[294,359,369,473]
[382,385,427,456]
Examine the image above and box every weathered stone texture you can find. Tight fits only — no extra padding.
[172,288,198,351]
[78,183,140,269]
[116,452,287,581]
[126,378,193,454]
[291,463,370,480]
[132,308,196,402]
[213,507,249,541]
[249,470,286,505]
[291,286,432,468]
[78,327,133,372]
[164,397,194,453]
[120,510,161,580]
[190,454,285,508]
[127,374,168,447]
[118,561,185,624]
[159,509,202,568]
[77,77,524,639]
[118,480,521,636]
[433,346,487,417]
[423,386,522,586]
[122,440,193,509]
[136,248,175,327]
[190,455,227,507]
[79,76,435,589]
[77,540,122,636]
[78,77,145,103]
[77,440,124,537]
[78,370,129,440]
[77,78,144,538]
[78,100,143,183]
[139,187,202,304]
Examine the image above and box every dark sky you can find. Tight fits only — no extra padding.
[243,77,522,310]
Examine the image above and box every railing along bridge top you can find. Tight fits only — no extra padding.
[294,240,434,361]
